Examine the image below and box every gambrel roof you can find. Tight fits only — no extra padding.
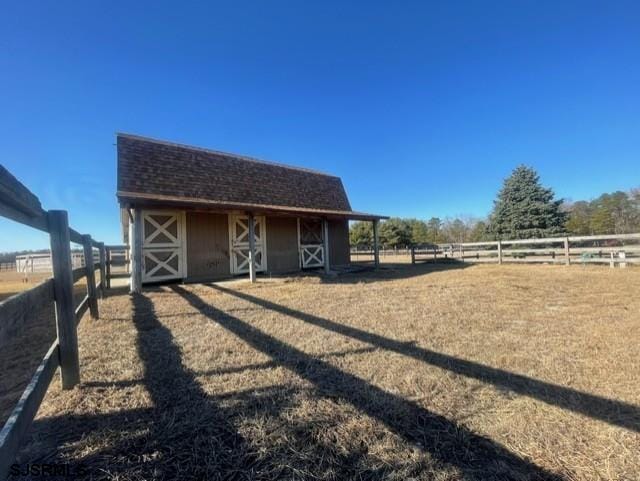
[117,133,385,220]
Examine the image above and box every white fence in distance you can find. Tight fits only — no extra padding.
[15,251,100,273]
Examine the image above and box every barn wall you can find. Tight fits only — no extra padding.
[266,216,299,273]
[329,219,350,266]
[186,212,230,281]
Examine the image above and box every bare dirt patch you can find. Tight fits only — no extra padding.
[11,264,640,480]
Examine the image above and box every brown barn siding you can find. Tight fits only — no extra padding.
[266,216,299,273]
[329,219,350,266]
[186,212,230,281]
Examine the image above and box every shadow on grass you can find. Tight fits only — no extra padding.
[317,260,472,284]
[102,285,129,298]
[81,346,378,390]
[16,295,392,480]
[123,293,260,476]
[209,284,640,434]
[171,285,563,480]
[16,293,275,479]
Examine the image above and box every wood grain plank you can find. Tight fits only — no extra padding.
[0,279,54,346]
[0,342,60,481]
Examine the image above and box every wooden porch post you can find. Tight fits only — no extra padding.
[297,218,302,269]
[130,208,143,293]
[373,219,380,269]
[48,210,80,389]
[248,212,257,283]
[322,218,330,274]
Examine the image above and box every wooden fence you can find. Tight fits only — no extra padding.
[0,262,15,271]
[411,233,640,266]
[351,247,412,258]
[0,165,112,478]
[104,244,129,289]
[350,233,640,267]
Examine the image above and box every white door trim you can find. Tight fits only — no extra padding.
[228,214,267,275]
[298,218,325,269]
[301,244,324,268]
[141,210,187,283]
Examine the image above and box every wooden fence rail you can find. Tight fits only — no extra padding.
[350,233,640,268]
[408,233,640,267]
[104,245,129,290]
[0,164,112,479]
[351,248,413,257]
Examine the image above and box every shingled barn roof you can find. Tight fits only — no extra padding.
[116,134,385,220]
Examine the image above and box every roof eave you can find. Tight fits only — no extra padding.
[117,191,388,221]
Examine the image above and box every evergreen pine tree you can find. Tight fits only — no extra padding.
[349,221,373,247]
[378,218,412,248]
[489,165,567,239]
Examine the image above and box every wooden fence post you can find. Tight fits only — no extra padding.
[47,210,80,389]
[619,251,627,268]
[98,242,106,297]
[105,247,111,289]
[411,246,415,265]
[82,235,99,319]
[564,237,570,266]
[497,240,503,265]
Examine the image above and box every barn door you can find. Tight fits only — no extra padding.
[229,215,267,274]
[299,219,324,268]
[142,211,186,283]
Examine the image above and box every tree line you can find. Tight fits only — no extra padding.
[0,249,50,264]
[350,165,640,248]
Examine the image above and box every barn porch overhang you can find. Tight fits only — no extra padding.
[119,192,387,292]
[117,191,388,222]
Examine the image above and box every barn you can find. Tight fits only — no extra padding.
[117,134,386,291]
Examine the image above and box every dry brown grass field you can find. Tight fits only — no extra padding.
[9,264,640,480]
[0,271,52,302]
[0,270,101,426]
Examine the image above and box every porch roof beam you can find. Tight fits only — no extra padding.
[118,194,388,222]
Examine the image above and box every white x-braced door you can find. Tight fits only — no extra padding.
[142,211,186,283]
[229,215,267,275]
[299,219,324,268]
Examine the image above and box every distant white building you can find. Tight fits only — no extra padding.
[16,252,98,273]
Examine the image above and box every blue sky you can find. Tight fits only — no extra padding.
[1,1,639,251]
